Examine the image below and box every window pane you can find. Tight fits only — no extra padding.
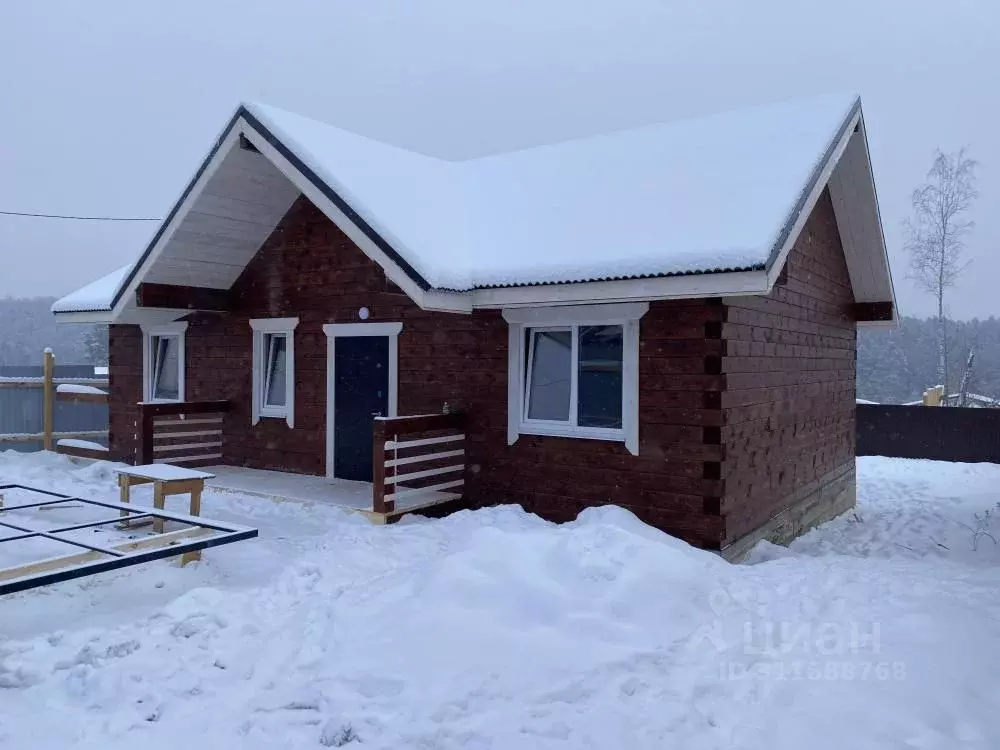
[526,329,571,421]
[152,336,179,401]
[264,334,287,407]
[578,325,623,428]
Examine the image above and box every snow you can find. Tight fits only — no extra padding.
[55,439,108,452]
[51,264,132,314]
[855,398,879,404]
[249,93,858,290]
[118,464,215,482]
[205,465,372,509]
[54,94,858,308]
[206,465,458,513]
[56,383,108,396]
[3,451,1000,748]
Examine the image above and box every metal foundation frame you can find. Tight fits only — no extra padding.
[0,483,257,596]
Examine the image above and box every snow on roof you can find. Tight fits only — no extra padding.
[51,264,132,313]
[54,92,860,312]
[248,93,858,290]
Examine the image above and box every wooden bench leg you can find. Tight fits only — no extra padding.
[189,483,202,517]
[153,481,166,534]
[119,474,131,527]
[181,482,203,565]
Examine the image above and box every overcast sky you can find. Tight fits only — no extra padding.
[1,0,996,319]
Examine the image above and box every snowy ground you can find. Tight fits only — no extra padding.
[1,451,999,749]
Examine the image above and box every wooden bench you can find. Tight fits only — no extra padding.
[116,464,216,563]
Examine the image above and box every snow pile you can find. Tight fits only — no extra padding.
[2,452,1000,748]
[56,384,108,396]
[55,439,108,452]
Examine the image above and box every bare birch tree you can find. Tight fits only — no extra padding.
[905,148,978,396]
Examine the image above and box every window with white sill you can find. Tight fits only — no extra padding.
[142,323,186,402]
[250,317,298,427]
[503,303,647,455]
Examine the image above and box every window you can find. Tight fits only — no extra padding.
[504,303,647,455]
[141,322,186,402]
[263,334,288,408]
[250,318,298,427]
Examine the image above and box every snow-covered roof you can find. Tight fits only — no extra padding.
[248,94,857,290]
[53,92,892,318]
[51,264,131,313]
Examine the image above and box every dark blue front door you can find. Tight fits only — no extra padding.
[333,336,389,481]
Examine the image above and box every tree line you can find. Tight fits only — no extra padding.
[858,317,1000,404]
[0,297,107,367]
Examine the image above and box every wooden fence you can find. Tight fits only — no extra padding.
[0,350,109,459]
[857,404,1000,463]
[372,412,467,519]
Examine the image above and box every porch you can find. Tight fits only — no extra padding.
[136,401,468,523]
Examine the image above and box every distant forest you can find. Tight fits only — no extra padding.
[0,297,107,367]
[857,316,1000,404]
[0,298,996,404]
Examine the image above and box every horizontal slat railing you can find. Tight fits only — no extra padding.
[138,400,229,467]
[373,412,466,516]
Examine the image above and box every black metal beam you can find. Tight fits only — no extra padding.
[0,528,258,596]
[850,301,894,322]
[0,518,124,557]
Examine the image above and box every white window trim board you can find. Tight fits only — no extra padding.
[140,321,187,403]
[250,317,299,428]
[504,304,645,455]
[323,322,402,479]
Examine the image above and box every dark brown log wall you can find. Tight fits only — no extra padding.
[107,197,725,547]
[720,188,857,549]
[107,190,857,550]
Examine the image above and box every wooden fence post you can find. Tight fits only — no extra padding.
[42,348,55,451]
[139,405,154,465]
[372,420,387,514]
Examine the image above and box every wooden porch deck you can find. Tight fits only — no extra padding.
[138,404,469,524]
[202,465,460,523]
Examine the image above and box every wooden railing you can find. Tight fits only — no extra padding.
[372,412,467,516]
[138,400,230,467]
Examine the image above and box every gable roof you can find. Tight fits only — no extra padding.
[52,93,895,321]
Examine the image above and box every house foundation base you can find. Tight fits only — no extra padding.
[720,462,857,563]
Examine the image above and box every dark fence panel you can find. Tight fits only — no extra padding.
[857,404,1000,463]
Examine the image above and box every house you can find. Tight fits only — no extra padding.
[52,93,896,559]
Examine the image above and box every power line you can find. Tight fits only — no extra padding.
[0,209,161,222]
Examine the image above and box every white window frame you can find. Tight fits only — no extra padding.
[250,317,299,428]
[503,303,647,455]
[140,322,187,403]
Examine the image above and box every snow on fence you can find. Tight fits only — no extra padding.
[0,350,109,457]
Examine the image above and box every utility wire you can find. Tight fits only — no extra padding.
[0,209,161,222]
